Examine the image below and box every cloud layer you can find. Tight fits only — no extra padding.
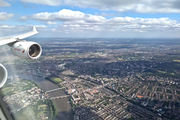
[20,9,180,34]
[19,0,180,13]
[1,9,179,38]
[21,9,106,22]
[0,0,11,7]
[0,12,14,21]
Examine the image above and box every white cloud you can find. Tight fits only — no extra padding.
[21,9,106,22]
[46,21,58,25]
[19,0,180,13]
[135,3,180,13]
[1,21,180,38]
[35,25,47,28]
[20,16,27,20]
[20,0,62,6]
[1,9,180,38]
[19,9,180,35]
[0,0,11,7]
[0,12,14,21]
[60,17,180,33]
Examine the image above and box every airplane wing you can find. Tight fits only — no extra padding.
[0,26,38,46]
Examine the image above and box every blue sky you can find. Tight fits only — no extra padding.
[0,0,180,38]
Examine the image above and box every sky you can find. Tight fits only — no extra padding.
[0,0,180,38]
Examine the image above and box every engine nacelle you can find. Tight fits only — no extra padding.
[0,64,7,88]
[11,41,42,59]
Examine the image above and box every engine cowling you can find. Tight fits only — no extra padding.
[0,64,8,88]
[11,41,42,59]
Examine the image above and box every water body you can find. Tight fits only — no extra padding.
[15,74,73,120]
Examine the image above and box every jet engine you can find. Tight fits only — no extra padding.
[11,41,42,59]
[0,64,7,88]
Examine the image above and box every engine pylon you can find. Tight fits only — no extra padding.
[0,64,7,88]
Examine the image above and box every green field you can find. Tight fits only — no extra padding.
[50,77,63,84]
[0,87,14,94]
[15,100,56,120]
[0,79,40,96]
[157,70,167,74]
[38,104,47,110]
[117,58,124,60]
[173,60,180,62]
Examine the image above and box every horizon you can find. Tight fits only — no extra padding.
[0,0,180,38]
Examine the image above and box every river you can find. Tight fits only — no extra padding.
[16,74,74,120]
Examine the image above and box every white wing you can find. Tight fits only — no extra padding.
[0,26,38,46]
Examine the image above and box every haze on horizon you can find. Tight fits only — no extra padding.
[0,0,180,38]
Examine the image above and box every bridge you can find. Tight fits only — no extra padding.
[50,95,70,100]
[45,87,65,93]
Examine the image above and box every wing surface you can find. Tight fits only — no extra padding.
[0,26,38,46]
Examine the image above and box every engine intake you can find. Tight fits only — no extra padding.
[12,41,42,59]
[29,44,41,58]
[0,64,7,88]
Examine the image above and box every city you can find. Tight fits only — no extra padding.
[1,38,180,120]
[1,0,180,120]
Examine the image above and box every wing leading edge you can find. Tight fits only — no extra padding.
[0,26,38,46]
